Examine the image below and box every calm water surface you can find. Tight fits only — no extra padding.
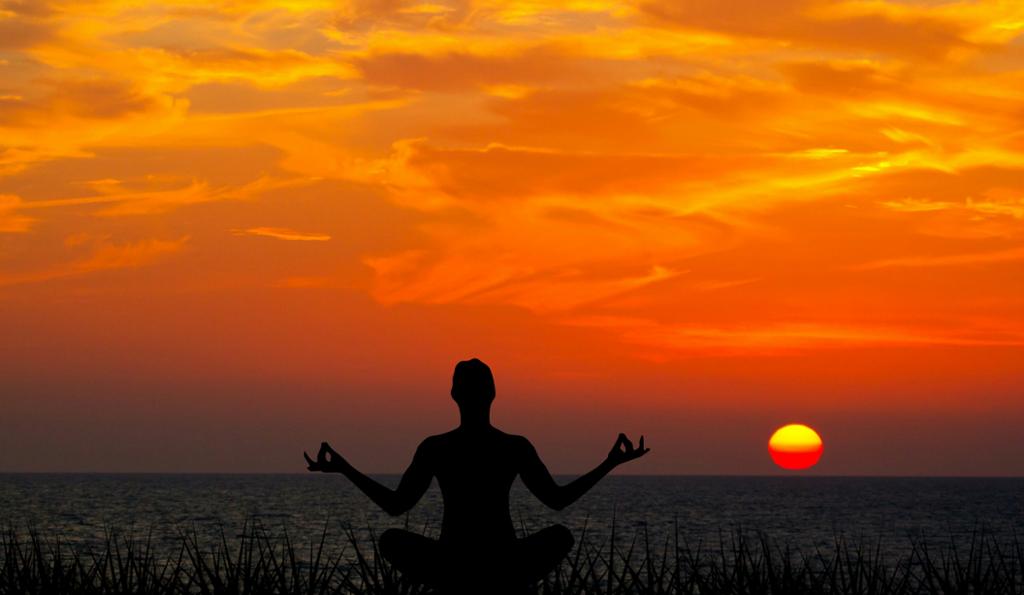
[1,474,1021,560]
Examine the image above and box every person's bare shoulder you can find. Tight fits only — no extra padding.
[423,431,455,445]
[499,432,535,454]
[416,432,448,455]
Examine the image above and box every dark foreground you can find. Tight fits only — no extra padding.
[2,522,1022,595]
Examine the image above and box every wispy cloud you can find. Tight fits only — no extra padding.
[566,316,1024,354]
[0,194,34,232]
[0,236,188,288]
[881,196,1024,219]
[231,227,331,241]
[852,246,1024,270]
[11,177,307,217]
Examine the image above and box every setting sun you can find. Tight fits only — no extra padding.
[769,424,824,471]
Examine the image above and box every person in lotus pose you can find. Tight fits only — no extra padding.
[305,358,649,593]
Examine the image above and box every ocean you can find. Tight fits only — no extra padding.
[2,474,1021,561]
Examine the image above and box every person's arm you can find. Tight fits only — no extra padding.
[304,441,433,516]
[519,433,649,511]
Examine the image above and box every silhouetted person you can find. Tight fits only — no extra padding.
[304,358,649,593]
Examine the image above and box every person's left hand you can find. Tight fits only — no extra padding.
[606,433,649,467]
[304,442,349,473]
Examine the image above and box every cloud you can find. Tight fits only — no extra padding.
[354,46,585,92]
[866,168,1024,205]
[876,190,1024,240]
[330,0,473,30]
[0,236,188,288]
[365,251,689,312]
[852,246,1024,270]
[0,20,55,49]
[631,74,784,119]
[880,198,957,213]
[0,78,165,127]
[881,196,1024,220]
[637,0,976,60]
[566,316,1024,354]
[185,76,358,114]
[231,227,331,241]
[780,60,906,97]
[48,79,159,119]
[13,176,307,217]
[0,194,34,232]
[0,0,57,49]
[379,139,779,203]
[148,46,356,88]
[99,176,310,216]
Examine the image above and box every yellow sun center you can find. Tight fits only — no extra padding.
[768,424,824,470]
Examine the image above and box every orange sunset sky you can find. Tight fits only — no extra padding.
[1,0,1022,475]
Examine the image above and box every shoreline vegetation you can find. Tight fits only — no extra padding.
[2,521,1022,594]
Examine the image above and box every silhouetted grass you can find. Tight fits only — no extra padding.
[2,521,1022,594]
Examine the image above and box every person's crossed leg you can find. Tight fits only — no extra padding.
[380,524,575,593]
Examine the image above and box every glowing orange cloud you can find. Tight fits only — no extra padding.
[232,227,331,242]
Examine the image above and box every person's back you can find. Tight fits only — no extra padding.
[304,358,649,593]
[428,427,520,546]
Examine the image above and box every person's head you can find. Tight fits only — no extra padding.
[451,358,495,415]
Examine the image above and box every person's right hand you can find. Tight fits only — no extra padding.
[304,442,349,473]
[606,433,649,467]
